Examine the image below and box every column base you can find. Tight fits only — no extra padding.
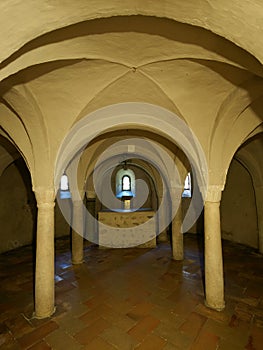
[157,231,169,242]
[72,259,84,265]
[172,254,184,261]
[34,306,56,319]
[204,299,225,312]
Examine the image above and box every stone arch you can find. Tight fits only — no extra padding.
[55,102,207,264]
[86,159,161,210]
[234,133,263,252]
[1,2,263,66]
[208,77,263,187]
[55,102,207,197]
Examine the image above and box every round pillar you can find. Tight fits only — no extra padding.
[34,189,55,318]
[157,195,169,242]
[204,187,225,311]
[172,200,183,260]
[171,188,183,261]
[72,200,84,264]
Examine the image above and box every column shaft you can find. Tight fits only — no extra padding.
[72,201,84,264]
[172,202,183,260]
[158,196,169,242]
[204,200,225,310]
[35,192,55,318]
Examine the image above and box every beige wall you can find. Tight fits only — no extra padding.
[0,160,70,253]
[0,161,36,253]
[221,159,258,248]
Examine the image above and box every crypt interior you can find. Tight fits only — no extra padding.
[0,1,263,349]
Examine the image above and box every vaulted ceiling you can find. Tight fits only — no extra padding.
[0,1,262,189]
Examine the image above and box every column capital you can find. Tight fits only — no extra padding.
[86,190,96,199]
[71,189,85,201]
[205,185,223,203]
[72,199,84,208]
[34,187,55,207]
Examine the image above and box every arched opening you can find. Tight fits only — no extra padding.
[116,167,135,201]
[221,133,263,249]
[0,136,37,253]
[60,173,71,199]
[182,172,192,198]
[122,175,131,191]
[83,155,161,247]
[56,103,206,240]
[222,159,257,247]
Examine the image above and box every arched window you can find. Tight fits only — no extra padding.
[60,174,69,191]
[116,168,135,199]
[60,174,71,199]
[182,172,191,198]
[122,175,131,191]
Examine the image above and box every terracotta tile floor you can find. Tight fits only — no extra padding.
[1,233,263,349]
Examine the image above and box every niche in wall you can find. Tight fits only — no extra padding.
[221,158,258,248]
[0,157,36,253]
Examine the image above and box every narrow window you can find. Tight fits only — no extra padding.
[60,174,69,191]
[182,172,191,198]
[122,175,131,191]
[116,168,135,200]
[60,174,71,199]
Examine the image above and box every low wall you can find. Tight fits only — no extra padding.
[98,210,156,248]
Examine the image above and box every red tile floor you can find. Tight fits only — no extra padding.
[0,233,263,349]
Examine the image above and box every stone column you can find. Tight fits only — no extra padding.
[72,199,84,264]
[34,188,55,318]
[204,186,225,311]
[86,191,97,243]
[255,185,263,254]
[157,195,169,242]
[172,200,183,260]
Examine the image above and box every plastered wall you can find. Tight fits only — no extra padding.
[221,159,258,248]
[0,160,70,253]
[0,161,36,253]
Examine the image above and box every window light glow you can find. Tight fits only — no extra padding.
[122,175,131,191]
[60,174,69,191]
[182,172,191,198]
